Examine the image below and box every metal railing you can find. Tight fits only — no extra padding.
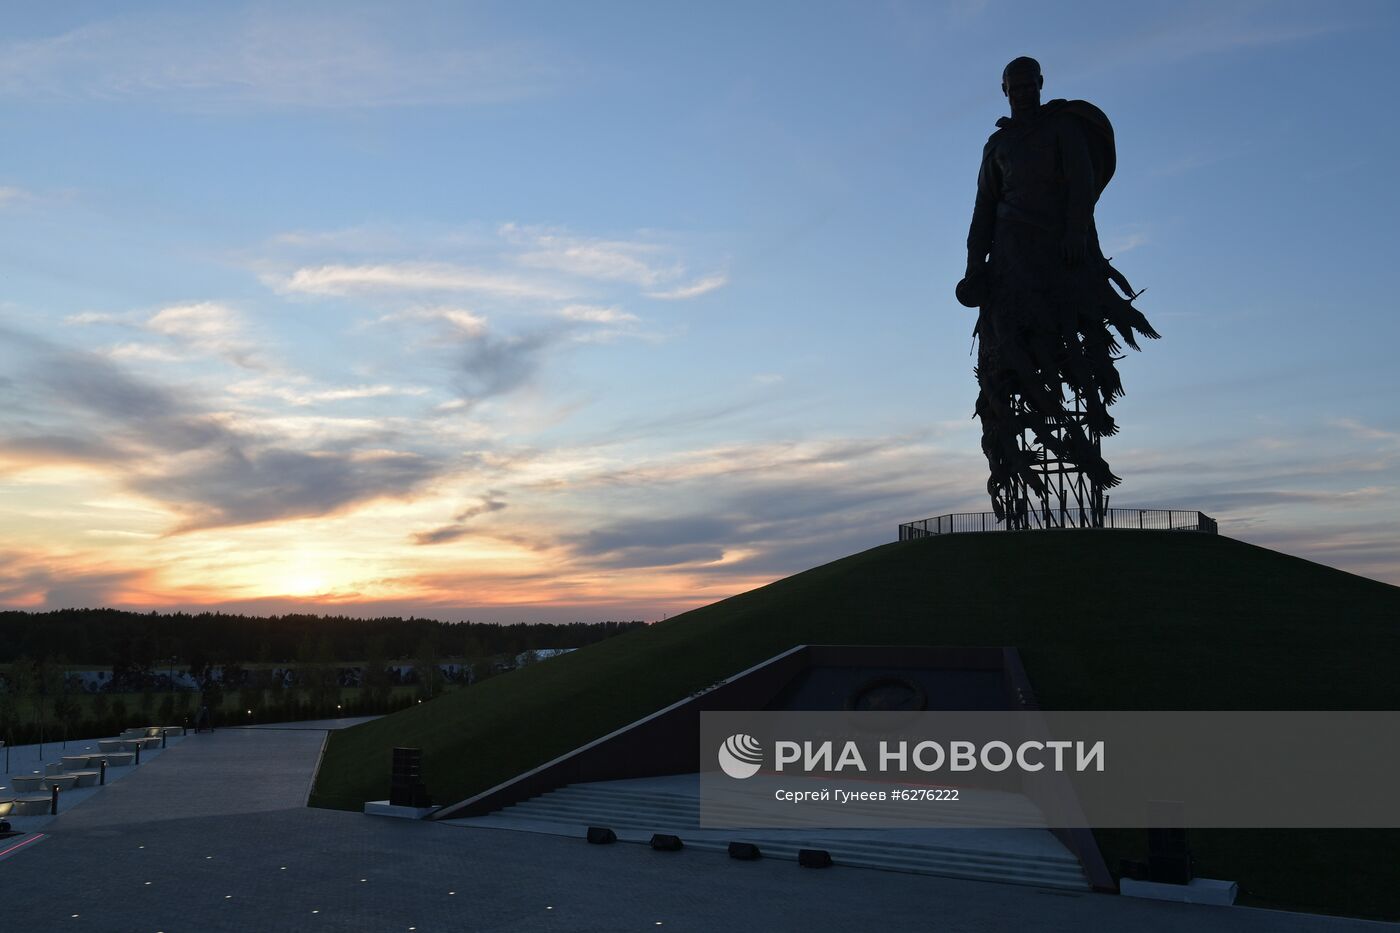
[898,508,1217,540]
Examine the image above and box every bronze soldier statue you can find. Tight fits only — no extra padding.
[958,56,1159,526]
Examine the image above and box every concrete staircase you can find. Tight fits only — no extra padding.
[447,779,1089,890]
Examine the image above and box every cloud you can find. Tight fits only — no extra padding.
[0,186,34,206]
[375,306,489,339]
[1149,148,1244,178]
[134,447,440,533]
[146,302,239,340]
[65,302,268,369]
[308,385,428,403]
[454,330,556,402]
[104,342,187,363]
[0,433,126,471]
[1066,6,1354,83]
[411,492,508,545]
[1101,229,1150,255]
[502,223,727,299]
[0,11,563,110]
[1,325,450,532]
[508,226,675,286]
[224,379,430,406]
[1151,487,1392,513]
[30,354,221,452]
[560,305,639,324]
[646,272,729,300]
[538,434,977,576]
[64,311,127,325]
[411,525,473,546]
[1132,15,1350,64]
[254,224,727,346]
[144,301,265,369]
[0,552,154,609]
[276,263,567,299]
[568,515,737,555]
[558,304,649,344]
[1332,418,1400,444]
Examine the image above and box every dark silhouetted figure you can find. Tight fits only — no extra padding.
[958,57,1159,526]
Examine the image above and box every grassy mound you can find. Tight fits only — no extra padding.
[311,530,1400,919]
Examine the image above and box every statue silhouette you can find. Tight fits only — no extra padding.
[958,57,1159,526]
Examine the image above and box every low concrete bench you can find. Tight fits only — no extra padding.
[11,775,47,793]
[62,755,96,770]
[98,739,126,753]
[0,798,14,818]
[45,774,79,792]
[100,752,135,767]
[121,727,165,740]
[45,762,66,776]
[69,770,101,788]
[12,795,53,816]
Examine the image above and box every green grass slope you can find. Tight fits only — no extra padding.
[311,530,1400,919]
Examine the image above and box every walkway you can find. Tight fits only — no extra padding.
[0,726,1392,931]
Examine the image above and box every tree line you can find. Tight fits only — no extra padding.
[0,611,647,748]
[0,608,645,666]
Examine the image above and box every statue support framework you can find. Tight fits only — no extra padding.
[1001,390,1107,529]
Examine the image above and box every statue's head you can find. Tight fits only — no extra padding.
[1001,57,1043,115]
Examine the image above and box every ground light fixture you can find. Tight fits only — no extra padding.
[727,842,761,860]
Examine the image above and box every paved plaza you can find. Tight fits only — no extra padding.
[1,724,1393,931]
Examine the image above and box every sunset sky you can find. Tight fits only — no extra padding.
[2,0,1398,622]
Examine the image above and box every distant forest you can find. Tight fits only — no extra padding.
[0,610,648,744]
[0,608,646,667]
